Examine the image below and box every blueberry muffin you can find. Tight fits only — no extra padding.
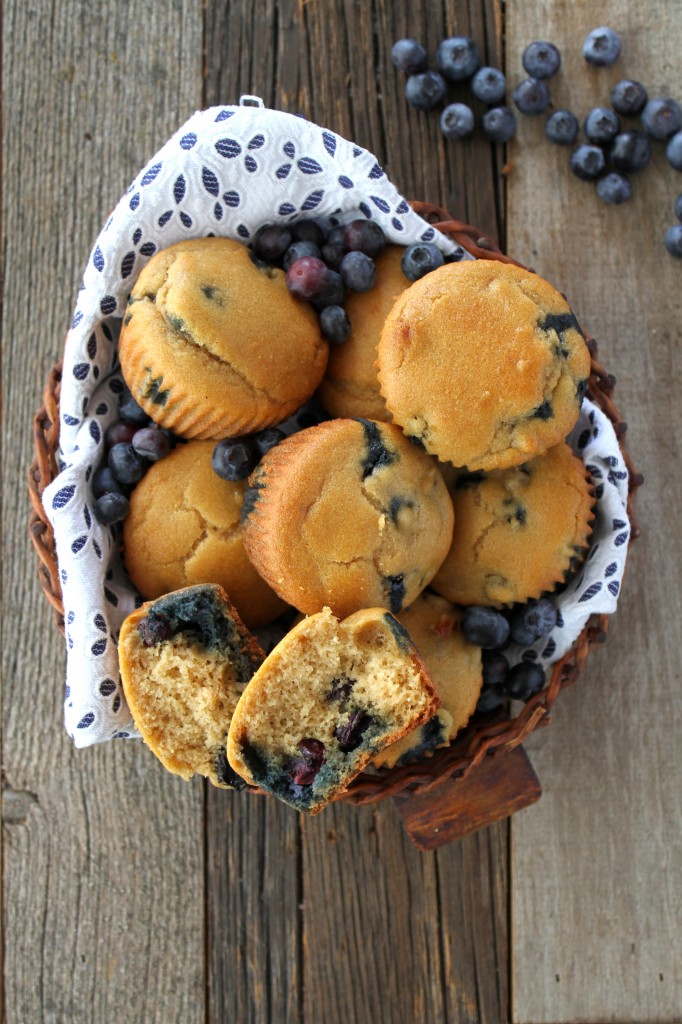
[373,593,483,769]
[119,585,265,788]
[123,440,287,629]
[431,441,594,607]
[241,418,455,618]
[119,237,328,439]
[318,246,408,420]
[377,260,591,470]
[226,606,440,812]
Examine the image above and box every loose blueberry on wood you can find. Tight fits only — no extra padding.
[570,144,606,181]
[482,106,517,143]
[437,36,481,81]
[405,70,447,111]
[440,103,475,139]
[461,607,510,649]
[675,194,682,221]
[641,97,682,140]
[666,132,682,171]
[512,78,550,115]
[522,40,561,80]
[610,131,652,173]
[545,110,579,145]
[391,38,428,75]
[610,79,648,116]
[212,438,258,481]
[664,225,682,258]
[582,27,621,67]
[584,106,620,145]
[596,172,632,205]
[471,66,507,105]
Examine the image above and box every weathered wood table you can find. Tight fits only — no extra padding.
[3,1,681,1021]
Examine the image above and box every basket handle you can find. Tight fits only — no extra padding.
[393,744,541,850]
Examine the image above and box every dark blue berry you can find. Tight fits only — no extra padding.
[545,110,579,145]
[212,438,258,481]
[664,224,682,258]
[132,426,172,462]
[339,251,376,291]
[105,421,137,448]
[253,225,292,262]
[283,240,321,270]
[311,270,346,310]
[405,70,447,111]
[596,172,632,205]
[482,650,510,688]
[609,131,652,173]
[92,466,129,498]
[512,78,550,115]
[326,224,346,248]
[108,442,146,485]
[440,103,475,139]
[401,243,445,281]
[119,389,149,426]
[252,427,285,458]
[506,662,546,701]
[289,737,326,785]
[476,685,506,714]
[471,67,506,104]
[437,36,480,82]
[391,38,427,75]
[482,106,517,142]
[582,27,621,67]
[584,106,620,144]
[666,131,682,171]
[522,40,561,80]
[509,598,558,645]
[321,242,346,270]
[291,219,325,246]
[94,492,130,525]
[334,710,373,752]
[320,305,351,344]
[642,97,682,140]
[610,79,648,116]
[286,256,329,299]
[675,194,682,221]
[461,606,510,649]
[343,220,386,259]
[570,144,606,181]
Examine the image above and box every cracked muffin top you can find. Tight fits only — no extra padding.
[118,237,328,439]
[240,418,455,619]
[431,441,594,607]
[123,440,287,628]
[377,259,591,471]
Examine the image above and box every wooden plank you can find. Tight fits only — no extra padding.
[204,3,510,1022]
[2,2,205,1022]
[506,2,682,1020]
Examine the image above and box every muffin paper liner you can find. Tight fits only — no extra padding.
[40,102,629,747]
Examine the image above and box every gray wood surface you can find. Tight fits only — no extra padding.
[3,1,681,1022]
[506,2,682,1021]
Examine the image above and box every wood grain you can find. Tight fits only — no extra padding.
[506,2,682,1021]
[2,2,205,1022]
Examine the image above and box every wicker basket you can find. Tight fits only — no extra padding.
[28,204,642,821]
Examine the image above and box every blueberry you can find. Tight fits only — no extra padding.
[405,70,447,111]
[482,106,517,143]
[482,650,510,688]
[285,256,329,300]
[119,389,149,427]
[320,241,346,270]
[212,438,258,481]
[252,427,286,458]
[440,103,475,139]
[676,194,682,221]
[437,36,480,81]
[664,224,682,259]
[343,220,386,259]
[94,492,130,525]
[460,606,510,649]
[401,242,445,281]
[391,38,427,75]
[334,710,373,753]
[545,109,579,145]
[311,270,346,310]
[569,144,606,181]
[289,737,326,785]
[582,27,621,67]
[320,305,351,345]
[131,426,172,462]
[291,219,325,246]
[471,67,506,105]
[326,224,346,248]
[506,662,546,701]
[108,442,146,485]
[509,598,558,645]
[584,106,620,145]
[339,251,376,291]
[596,172,632,205]
[92,466,129,498]
[666,131,682,171]
[512,77,550,115]
[642,97,682,140]
[522,40,561,80]
[253,224,292,262]
[609,131,652,173]
[476,685,507,714]
[283,240,321,270]
[610,79,648,116]
[105,421,137,448]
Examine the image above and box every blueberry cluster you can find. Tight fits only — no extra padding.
[93,388,177,525]
[392,35,517,143]
[458,598,559,710]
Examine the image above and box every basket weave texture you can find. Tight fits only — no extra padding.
[28,204,642,806]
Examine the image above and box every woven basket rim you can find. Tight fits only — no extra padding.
[28,204,643,806]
